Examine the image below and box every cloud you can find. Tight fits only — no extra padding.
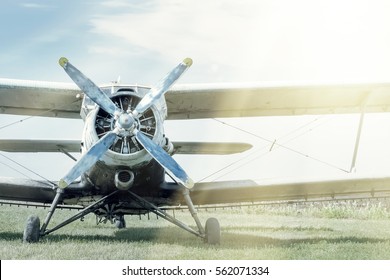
[89,0,268,81]
[100,0,155,10]
[20,3,50,9]
[88,0,390,83]
[100,0,134,8]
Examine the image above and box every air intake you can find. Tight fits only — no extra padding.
[114,170,134,190]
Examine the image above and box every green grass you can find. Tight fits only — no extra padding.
[1,200,390,259]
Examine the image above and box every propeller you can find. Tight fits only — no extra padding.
[133,58,192,116]
[58,131,118,189]
[135,130,194,188]
[59,57,119,116]
[58,57,194,189]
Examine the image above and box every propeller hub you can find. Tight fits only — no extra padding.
[117,113,136,130]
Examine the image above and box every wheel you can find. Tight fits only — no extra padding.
[23,215,41,243]
[115,215,126,229]
[205,217,220,245]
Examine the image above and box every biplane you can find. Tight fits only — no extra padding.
[1,57,390,244]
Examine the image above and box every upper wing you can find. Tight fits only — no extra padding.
[0,78,81,118]
[166,82,390,119]
[0,139,252,155]
[165,175,390,205]
[3,78,390,119]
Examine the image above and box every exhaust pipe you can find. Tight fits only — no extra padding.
[114,170,134,190]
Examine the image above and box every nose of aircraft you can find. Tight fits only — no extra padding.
[58,57,194,189]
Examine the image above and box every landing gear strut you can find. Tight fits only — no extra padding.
[22,190,119,243]
[23,187,64,243]
[128,189,221,244]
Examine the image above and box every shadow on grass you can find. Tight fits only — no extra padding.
[0,232,23,241]
[0,227,186,244]
[226,225,335,232]
[220,232,390,249]
[2,224,390,249]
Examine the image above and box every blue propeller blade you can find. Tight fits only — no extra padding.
[135,130,194,189]
[133,58,192,116]
[59,57,118,116]
[58,131,117,188]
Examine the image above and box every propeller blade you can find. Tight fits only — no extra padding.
[58,131,117,188]
[133,58,192,116]
[135,130,194,189]
[59,57,118,115]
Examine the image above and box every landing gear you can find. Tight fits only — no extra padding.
[205,217,220,245]
[182,189,221,244]
[21,186,220,244]
[115,215,126,229]
[23,187,64,243]
[23,215,40,243]
[22,190,120,243]
[128,189,221,244]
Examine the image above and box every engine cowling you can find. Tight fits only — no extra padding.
[81,86,166,169]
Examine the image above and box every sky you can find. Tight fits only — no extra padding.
[1,0,390,183]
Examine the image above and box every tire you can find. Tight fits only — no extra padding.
[205,217,220,245]
[23,215,41,243]
[115,215,126,229]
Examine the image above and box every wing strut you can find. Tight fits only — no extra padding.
[58,148,77,161]
[349,94,369,173]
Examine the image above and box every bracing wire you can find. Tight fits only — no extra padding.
[0,160,33,179]
[0,99,81,131]
[0,99,81,185]
[0,152,57,186]
[0,116,36,131]
[198,116,348,182]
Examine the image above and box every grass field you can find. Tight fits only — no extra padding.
[1,200,390,259]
